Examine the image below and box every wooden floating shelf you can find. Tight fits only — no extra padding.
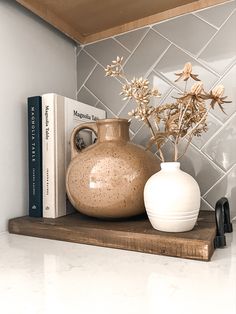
[16,0,228,43]
[8,210,216,261]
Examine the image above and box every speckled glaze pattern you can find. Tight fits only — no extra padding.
[66,119,160,219]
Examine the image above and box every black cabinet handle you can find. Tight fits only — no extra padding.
[214,197,233,249]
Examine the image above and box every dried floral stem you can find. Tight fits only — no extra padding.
[174,141,178,161]
[145,117,165,162]
[180,107,210,144]
[105,57,231,162]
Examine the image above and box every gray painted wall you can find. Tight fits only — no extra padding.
[76,1,236,219]
[0,1,77,231]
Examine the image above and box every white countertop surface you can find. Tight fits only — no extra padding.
[0,229,235,314]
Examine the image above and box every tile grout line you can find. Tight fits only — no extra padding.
[82,48,124,87]
[82,25,151,48]
[116,99,130,116]
[202,163,236,198]
[112,37,132,53]
[151,28,221,79]
[200,110,236,152]
[201,197,215,211]
[118,43,173,117]
[196,6,236,59]
[122,27,151,67]
[82,85,118,117]
[77,83,100,105]
[144,43,172,79]
[215,59,236,82]
[76,61,98,95]
[207,112,224,126]
[175,137,226,175]
[193,0,235,14]
[153,68,184,94]
[189,141,226,175]
[192,12,219,30]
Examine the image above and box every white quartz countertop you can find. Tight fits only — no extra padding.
[0,229,235,314]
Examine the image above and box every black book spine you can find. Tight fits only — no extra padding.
[28,96,42,217]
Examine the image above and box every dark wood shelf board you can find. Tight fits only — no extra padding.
[8,210,216,261]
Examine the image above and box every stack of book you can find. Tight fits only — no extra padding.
[28,93,106,218]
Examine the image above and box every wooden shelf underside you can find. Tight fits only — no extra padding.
[16,0,228,43]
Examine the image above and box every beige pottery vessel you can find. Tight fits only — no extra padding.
[66,118,160,219]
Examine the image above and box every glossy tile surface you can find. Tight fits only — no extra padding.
[202,115,236,171]
[162,140,224,194]
[115,27,149,52]
[84,38,130,67]
[155,45,219,92]
[77,86,98,106]
[147,71,172,106]
[195,1,236,28]
[96,101,116,118]
[77,50,96,91]
[132,125,157,154]
[204,165,236,219]
[191,113,221,149]
[198,10,236,74]
[0,232,236,314]
[153,14,216,56]
[85,65,123,114]
[124,29,170,78]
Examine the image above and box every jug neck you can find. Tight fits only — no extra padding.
[97,119,130,142]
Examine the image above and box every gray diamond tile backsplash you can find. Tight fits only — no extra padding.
[77,2,236,219]
[194,1,236,28]
[115,27,149,52]
[154,44,219,91]
[77,50,96,92]
[147,71,172,106]
[202,115,236,172]
[153,14,217,56]
[204,165,236,219]
[77,86,98,106]
[85,64,123,115]
[84,38,130,68]
[124,29,170,78]
[198,10,236,75]
[191,113,221,149]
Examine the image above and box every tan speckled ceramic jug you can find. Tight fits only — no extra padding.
[66,118,160,219]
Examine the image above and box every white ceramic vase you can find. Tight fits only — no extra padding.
[144,162,201,232]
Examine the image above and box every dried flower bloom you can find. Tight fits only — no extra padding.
[203,84,231,113]
[105,56,231,162]
[175,62,200,82]
[105,56,123,77]
[190,81,204,95]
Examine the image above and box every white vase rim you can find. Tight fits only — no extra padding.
[160,162,180,170]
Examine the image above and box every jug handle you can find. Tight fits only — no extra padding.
[70,122,98,159]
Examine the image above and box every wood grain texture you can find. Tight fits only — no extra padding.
[16,0,229,43]
[8,211,216,261]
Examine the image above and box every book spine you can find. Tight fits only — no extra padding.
[28,96,42,217]
[42,95,56,218]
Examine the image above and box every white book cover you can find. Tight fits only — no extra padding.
[42,94,106,218]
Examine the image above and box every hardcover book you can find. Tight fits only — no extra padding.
[27,96,42,217]
[42,94,106,218]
